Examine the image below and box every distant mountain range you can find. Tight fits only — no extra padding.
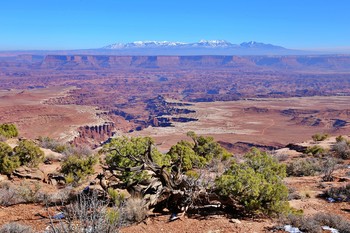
[103,40,285,49]
[0,40,347,56]
[101,40,296,55]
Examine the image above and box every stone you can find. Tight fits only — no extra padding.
[13,166,44,180]
[229,218,241,224]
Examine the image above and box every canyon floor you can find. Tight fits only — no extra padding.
[131,96,350,153]
[1,87,350,154]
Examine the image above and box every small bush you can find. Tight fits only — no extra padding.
[108,188,125,206]
[0,182,20,206]
[60,155,97,182]
[0,222,34,233]
[305,145,325,155]
[286,158,323,177]
[37,136,69,153]
[312,133,329,142]
[47,192,121,233]
[321,157,339,181]
[324,183,350,202]
[215,148,290,216]
[17,182,42,203]
[14,140,44,167]
[314,212,350,233]
[287,187,302,200]
[0,123,19,139]
[332,140,350,159]
[336,135,346,143]
[275,153,289,162]
[122,197,147,224]
[0,142,20,175]
[283,213,350,233]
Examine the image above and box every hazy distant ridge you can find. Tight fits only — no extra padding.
[101,40,295,55]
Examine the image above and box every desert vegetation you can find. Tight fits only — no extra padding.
[0,123,18,140]
[0,123,349,232]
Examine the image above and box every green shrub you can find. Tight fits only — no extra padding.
[167,140,205,171]
[103,136,169,184]
[0,123,19,139]
[60,155,97,182]
[0,142,20,175]
[215,148,290,216]
[108,188,125,206]
[305,145,325,155]
[335,135,346,143]
[0,155,20,175]
[187,131,231,162]
[311,133,329,142]
[14,140,44,167]
[167,132,232,171]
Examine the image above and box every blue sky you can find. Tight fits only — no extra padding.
[0,0,349,50]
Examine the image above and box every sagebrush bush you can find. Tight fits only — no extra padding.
[314,212,350,233]
[324,183,350,202]
[0,222,34,233]
[283,213,350,233]
[286,158,323,177]
[321,157,339,181]
[332,140,350,159]
[17,182,43,203]
[0,182,20,206]
[122,197,147,224]
[47,192,121,233]
[0,181,43,206]
[37,136,68,153]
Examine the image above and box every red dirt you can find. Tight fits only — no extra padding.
[0,87,105,142]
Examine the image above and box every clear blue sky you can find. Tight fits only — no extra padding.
[1,0,349,50]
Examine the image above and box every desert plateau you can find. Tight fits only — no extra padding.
[1,1,350,232]
[0,53,349,233]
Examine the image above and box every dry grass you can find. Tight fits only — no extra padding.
[0,222,34,233]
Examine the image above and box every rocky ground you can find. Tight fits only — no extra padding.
[0,136,349,232]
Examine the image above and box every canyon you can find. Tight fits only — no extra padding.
[0,54,350,151]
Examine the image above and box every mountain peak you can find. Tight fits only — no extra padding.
[240,41,284,49]
[102,40,290,55]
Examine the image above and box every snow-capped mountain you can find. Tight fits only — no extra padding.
[104,41,187,49]
[100,40,303,55]
[103,40,282,50]
[240,41,284,49]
